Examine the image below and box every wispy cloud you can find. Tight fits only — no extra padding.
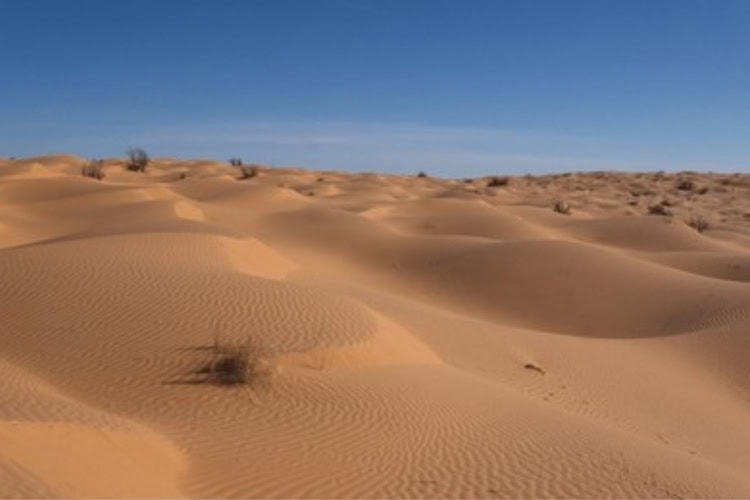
[122,121,746,175]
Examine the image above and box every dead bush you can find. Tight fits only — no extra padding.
[205,337,268,386]
[81,159,104,180]
[126,148,149,172]
[648,204,672,216]
[688,215,709,233]
[553,200,571,215]
[238,166,259,180]
[487,176,510,187]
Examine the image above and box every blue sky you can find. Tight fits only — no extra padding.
[1,0,748,175]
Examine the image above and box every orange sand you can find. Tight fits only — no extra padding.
[1,155,750,498]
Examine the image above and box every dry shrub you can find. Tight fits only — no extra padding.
[676,179,695,191]
[416,170,428,178]
[553,200,571,215]
[648,204,672,216]
[486,176,510,187]
[81,159,104,180]
[206,337,269,386]
[126,148,149,172]
[688,215,709,233]
[229,157,243,167]
[238,166,259,180]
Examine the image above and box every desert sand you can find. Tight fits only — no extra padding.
[1,154,750,498]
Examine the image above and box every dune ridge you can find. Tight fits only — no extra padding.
[1,156,750,498]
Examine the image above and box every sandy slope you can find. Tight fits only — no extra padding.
[1,155,750,498]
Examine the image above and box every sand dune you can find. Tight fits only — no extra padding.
[1,156,750,497]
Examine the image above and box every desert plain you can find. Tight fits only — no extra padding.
[1,155,750,498]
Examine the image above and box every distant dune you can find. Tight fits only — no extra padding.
[1,155,750,498]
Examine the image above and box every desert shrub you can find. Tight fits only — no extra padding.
[238,165,259,180]
[487,176,509,187]
[81,159,104,180]
[207,338,266,386]
[648,204,672,216]
[697,186,709,195]
[229,157,243,167]
[688,215,709,233]
[676,179,695,191]
[553,200,571,215]
[125,148,149,172]
[417,170,428,178]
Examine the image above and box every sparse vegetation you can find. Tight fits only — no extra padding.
[205,337,267,386]
[553,200,571,215]
[676,179,695,191]
[229,157,243,167]
[648,204,672,216]
[688,214,709,233]
[81,159,104,180]
[487,176,509,187]
[238,165,259,180]
[417,170,428,178]
[126,148,149,172]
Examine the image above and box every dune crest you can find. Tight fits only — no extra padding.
[2,157,750,498]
